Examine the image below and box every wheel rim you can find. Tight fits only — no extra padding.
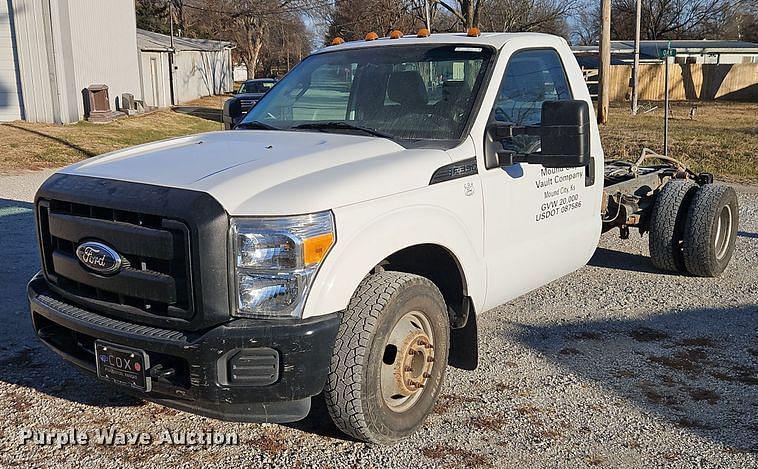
[380,310,435,413]
[714,204,733,260]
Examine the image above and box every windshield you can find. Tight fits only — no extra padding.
[239,81,275,94]
[240,45,493,144]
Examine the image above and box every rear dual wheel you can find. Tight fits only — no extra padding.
[649,180,738,277]
[323,271,449,444]
[682,184,739,277]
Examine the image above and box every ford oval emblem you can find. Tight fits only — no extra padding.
[75,241,122,275]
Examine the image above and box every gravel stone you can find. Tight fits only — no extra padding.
[0,171,755,467]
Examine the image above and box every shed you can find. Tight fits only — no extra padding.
[137,29,234,108]
[2,0,142,123]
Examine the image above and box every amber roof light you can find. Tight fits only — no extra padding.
[389,30,403,39]
[467,27,481,37]
[365,32,379,41]
[417,28,430,37]
[331,37,345,46]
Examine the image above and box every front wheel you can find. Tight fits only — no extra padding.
[324,271,450,444]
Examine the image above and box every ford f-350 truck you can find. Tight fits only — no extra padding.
[28,31,738,444]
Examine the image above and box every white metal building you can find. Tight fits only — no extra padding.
[573,40,758,67]
[137,29,234,108]
[1,0,142,123]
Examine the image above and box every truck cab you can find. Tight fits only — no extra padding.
[28,31,736,444]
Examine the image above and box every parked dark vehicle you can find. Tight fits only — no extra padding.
[224,78,277,129]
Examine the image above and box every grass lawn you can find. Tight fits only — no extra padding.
[0,110,220,173]
[1,99,755,183]
[601,101,758,183]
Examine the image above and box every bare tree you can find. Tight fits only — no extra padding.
[185,0,322,79]
[479,0,576,37]
[327,0,419,41]
[258,14,313,77]
[573,0,735,43]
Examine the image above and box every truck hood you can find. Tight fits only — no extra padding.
[60,131,452,215]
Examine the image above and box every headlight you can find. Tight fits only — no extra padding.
[230,212,335,318]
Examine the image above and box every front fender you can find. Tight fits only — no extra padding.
[302,181,485,319]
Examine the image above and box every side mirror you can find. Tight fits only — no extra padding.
[223,97,243,130]
[484,100,591,169]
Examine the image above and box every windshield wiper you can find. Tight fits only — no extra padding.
[292,122,394,140]
[235,120,280,130]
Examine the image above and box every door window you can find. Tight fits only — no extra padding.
[492,49,571,153]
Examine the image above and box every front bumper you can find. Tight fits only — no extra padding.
[28,273,340,423]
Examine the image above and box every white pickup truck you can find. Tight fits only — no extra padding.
[29,31,738,444]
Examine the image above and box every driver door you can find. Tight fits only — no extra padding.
[479,47,600,309]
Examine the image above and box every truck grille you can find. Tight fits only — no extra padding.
[240,99,257,112]
[37,199,194,320]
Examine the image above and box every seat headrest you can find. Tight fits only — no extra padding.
[387,71,428,108]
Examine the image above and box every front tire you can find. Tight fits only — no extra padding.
[324,271,450,444]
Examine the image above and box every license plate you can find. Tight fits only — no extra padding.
[94,340,151,392]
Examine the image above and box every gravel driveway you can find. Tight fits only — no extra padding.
[1,170,756,468]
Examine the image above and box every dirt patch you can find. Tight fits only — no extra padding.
[421,444,491,466]
[678,337,714,347]
[584,453,608,466]
[676,417,716,430]
[686,387,720,404]
[614,369,637,378]
[433,393,483,414]
[573,331,603,340]
[648,348,710,374]
[0,348,42,369]
[469,413,508,431]
[630,327,669,342]
[637,380,678,406]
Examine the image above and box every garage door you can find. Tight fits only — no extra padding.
[0,2,23,121]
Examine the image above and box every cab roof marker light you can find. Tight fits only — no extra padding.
[330,37,345,46]
[467,27,481,37]
[389,30,403,39]
[417,28,430,37]
[365,32,379,41]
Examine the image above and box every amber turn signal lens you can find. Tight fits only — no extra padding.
[389,30,403,39]
[365,32,379,41]
[417,28,430,37]
[303,233,335,265]
[467,27,481,37]
[331,37,345,45]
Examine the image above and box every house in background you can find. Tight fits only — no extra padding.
[1,0,141,123]
[572,40,758,68]
[137,29,234,108]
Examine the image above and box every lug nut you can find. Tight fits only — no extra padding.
[423,372,431,378]
[404,366,412,372]
[427,356,435,363]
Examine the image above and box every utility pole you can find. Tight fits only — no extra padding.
[424,0,431,32]
[597,0,611,125]
[631,0,641,115]
[168,1,176,106]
